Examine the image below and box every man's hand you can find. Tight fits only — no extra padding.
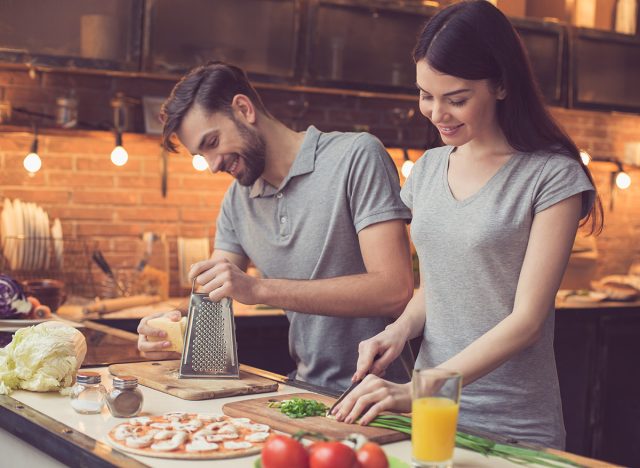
[353,323,411,382]
[137,310,182,360]
[189,257,261,304]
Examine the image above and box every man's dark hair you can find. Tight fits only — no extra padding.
[161,61,271,152]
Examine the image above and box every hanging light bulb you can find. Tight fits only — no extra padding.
[192,154,208,171]
[401,149,414,178]
[23,125,42,174]
[579,149,591,166]
[110,130,128,167]
[615,169,631,190]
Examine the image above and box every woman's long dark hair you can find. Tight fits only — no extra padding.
[414,0,603,234]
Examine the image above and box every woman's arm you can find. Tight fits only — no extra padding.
[351,283,426,381]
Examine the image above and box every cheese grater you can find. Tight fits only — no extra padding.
[179,281,239,379]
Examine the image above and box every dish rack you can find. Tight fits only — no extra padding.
[0,236,99,299]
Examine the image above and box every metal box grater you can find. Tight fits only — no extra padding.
[179,286,239,379]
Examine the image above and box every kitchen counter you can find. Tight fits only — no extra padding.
[0,364,611,468]
[50,297,640,465]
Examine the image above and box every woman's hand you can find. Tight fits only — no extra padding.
[331,374,411,425]
[352,323,411,382]
[136,310,182,360]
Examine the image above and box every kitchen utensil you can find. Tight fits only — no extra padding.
[222,392,409,444]
[179,281,239,378]
[91,249,127,296]
[56,294,161,321]
[109,361,278,400]
[328,378,361,414]
[136,232,156,271]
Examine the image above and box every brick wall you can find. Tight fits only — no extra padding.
[1,68,639,295]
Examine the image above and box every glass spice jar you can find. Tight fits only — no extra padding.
[70,371,106,414]
[106,375,144,418]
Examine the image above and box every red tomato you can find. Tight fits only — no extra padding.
[262,434,309,468]
[309,441,360,468]
[356,442,389,468]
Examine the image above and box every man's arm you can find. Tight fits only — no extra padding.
[189,219,414,318]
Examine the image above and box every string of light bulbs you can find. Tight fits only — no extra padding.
[12,104,129,174]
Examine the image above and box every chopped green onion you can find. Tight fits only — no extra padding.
[268,398,329,419]
[368,415,583,467]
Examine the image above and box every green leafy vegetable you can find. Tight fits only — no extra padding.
[368,414,583,467]
[268,397,329,418]
[0,322,87,395]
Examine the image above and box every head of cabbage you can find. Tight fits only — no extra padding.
[0,322,87,395]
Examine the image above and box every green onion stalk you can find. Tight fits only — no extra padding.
[369,414,583,467]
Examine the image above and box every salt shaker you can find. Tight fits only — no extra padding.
[106,375,144,418]
[70,371,106,414]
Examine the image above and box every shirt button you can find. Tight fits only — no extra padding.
[280,216,287,224]
[276,192,283,199]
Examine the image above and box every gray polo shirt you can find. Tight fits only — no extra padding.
[215,126,412,391]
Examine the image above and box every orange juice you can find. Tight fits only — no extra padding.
[412,397,459,462]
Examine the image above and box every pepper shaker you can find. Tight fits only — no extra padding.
[106,375,144,418]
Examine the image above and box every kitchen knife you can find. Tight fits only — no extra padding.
[328,378,362,415]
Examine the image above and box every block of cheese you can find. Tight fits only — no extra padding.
[147,316,187,353]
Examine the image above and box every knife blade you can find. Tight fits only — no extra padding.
[328,379,362,415]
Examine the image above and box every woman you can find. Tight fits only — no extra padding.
[332,0,603,449]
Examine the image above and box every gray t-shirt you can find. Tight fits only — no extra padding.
[216,126,412,392]
[401,145,594,449]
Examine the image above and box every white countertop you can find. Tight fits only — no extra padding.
[3,366,535,468]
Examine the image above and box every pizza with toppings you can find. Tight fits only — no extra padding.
[107,412,271,459]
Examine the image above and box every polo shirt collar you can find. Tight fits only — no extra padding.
[249,125,321,198]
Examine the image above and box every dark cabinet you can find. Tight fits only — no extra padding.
[512,18,567,106]
[143,0,302,79]
[0,0,142,70]
[570,28,640,112]
[555,306,640,467]
[0,1,639,115]
[306,1,433,91]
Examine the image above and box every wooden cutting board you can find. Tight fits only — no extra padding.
[108,360,278,400]
[223,392,409,445]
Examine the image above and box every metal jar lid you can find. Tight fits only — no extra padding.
[112,375,138,389]
[76,371,101,385]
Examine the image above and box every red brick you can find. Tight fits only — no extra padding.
[76,156,142,172]
[0,189,69,204]
[116,175,161,189]
[46,172,115,188]
[140,191,202,206]
[76,223,143,237]
[49,207,114,221]
[73,191,138,205]
[180,207,218,223]
[46,136,115,155]
[0,169,46,186]
[116,207,179,222]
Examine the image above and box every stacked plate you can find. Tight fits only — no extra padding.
[1,198,63,271]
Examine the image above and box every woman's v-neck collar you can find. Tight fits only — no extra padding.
[441,146,518,207]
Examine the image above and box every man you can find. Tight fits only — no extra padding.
[137,62,414,391]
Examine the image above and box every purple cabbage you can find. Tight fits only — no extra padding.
[0,274,31,319]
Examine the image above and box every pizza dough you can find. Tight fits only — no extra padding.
[107,412,270,459]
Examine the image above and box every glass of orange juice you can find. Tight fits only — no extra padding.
[411,368,462,468]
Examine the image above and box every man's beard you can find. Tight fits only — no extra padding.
[232,118,266,187]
